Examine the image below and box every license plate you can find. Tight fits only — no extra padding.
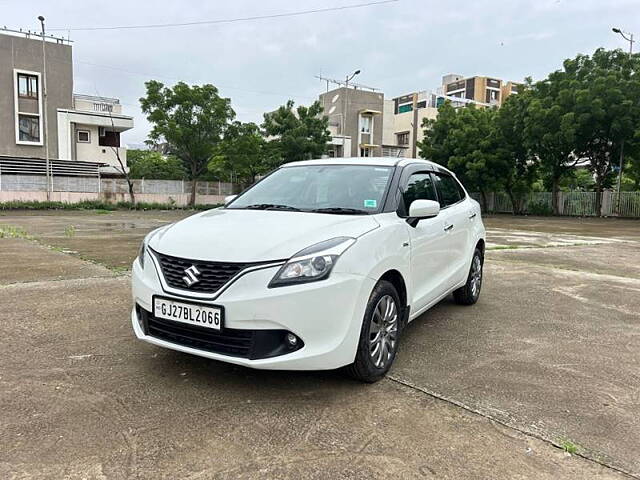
[153,296,223,330]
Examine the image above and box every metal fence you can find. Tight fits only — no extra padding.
[473,191,640,218]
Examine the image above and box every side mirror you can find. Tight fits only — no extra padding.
[224,195,237,205]
[407,199,440,227]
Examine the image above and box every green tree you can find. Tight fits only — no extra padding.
[140,81,235,205]
[524,73,578,215]
[560,168,595,191]
[624,155,640,191]
[127,149,185,180]
[419,103,502,211]
[563,49,640,214]
[493,90,538,214]
[262,100,330,163]
[208,122,277,187]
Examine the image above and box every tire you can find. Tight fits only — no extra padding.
[453,248,483,305]
[345,280,402,383]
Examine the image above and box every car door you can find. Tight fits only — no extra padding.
[399,169,452,313]
[432,172,470,288]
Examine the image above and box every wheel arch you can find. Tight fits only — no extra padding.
[475,238,485,259]
[378,269,408,314]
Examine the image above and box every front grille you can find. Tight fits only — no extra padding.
[147,313,254,357]
[152,250,267,294]
[137,306,304,360]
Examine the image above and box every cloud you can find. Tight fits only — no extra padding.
[3,0,636,144]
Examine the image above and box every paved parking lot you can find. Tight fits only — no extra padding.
[1,210,639,479]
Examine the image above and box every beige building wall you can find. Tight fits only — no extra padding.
[319,87,384,157]
[384,92,438,158]
[442,74,521,107]
[0,32,73,159]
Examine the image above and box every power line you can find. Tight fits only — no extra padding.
[73,60,316,101]
[49,0,399,32]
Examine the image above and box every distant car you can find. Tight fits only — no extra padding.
[131,157,485,382]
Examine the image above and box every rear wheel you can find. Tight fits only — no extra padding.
[453,248,483,305]
[346,280,401,383]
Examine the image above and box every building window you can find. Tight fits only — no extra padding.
[99,130,120,148]
[17,73,39,99]
[486,89,500,103]
[77,130,91,143]
[18,115,40,142]
[398,104,412,114]
[397,132,410,145]
[382,146,405,158]
[360,115,371,134]
[360,147,371,157]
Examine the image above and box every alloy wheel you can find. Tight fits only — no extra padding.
[470,255,482,298]
[369,295,398,369]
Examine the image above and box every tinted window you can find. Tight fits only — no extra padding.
[455,178,467,200]
[433,173,462,207]
[401,172,437,216]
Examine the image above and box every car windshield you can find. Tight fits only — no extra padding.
[227,164,394,214]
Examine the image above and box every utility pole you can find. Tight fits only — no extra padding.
[343,70,360,157]
[38,15,51,201]
[612,27,635,212]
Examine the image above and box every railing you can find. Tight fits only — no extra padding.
[472,191,640,218]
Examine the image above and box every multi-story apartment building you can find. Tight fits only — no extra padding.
[313,71,522,159]
[382,91,439,158]
[319,87,384,158]
[441,73,521,107]
[0,29,133,172]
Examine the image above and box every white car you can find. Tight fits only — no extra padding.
[131,157,485,382]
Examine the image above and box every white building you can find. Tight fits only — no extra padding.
[57,94,134,173]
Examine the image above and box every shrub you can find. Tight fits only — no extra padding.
[0,200,221,211]
[527,201,553,216]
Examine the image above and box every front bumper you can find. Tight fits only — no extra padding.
[131,256,375,370]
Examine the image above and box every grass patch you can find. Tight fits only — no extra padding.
[0,200,221,211]
[560,439,580,455]
[0,224,32,240]
[63,225,76,237]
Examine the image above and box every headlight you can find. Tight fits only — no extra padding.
[269,237,356,288]
[138,238,147,269]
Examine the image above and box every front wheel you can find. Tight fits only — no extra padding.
[453,248,483,305]
[346,280,401,383]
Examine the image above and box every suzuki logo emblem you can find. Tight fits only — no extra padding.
[182,265,201,287]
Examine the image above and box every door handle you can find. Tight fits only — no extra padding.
[444,224,454,232]
[468,213,477,219]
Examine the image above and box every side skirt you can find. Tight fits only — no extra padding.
[407,279,466,323]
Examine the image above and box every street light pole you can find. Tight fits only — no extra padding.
[38,15,51,201]
[612,27,635,212]
[342,69,360,158]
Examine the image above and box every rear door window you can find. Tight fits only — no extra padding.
[433,173,462,208]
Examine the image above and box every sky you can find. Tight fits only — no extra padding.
[3,0,639,146]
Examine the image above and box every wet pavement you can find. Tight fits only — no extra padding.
[0,210,638,479]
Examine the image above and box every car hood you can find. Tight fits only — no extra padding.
[148,208,380,262]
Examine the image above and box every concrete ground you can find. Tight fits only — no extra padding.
[1,210,638,479]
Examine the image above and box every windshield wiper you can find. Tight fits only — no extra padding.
[309,207,370,215]
[244,203,301,211]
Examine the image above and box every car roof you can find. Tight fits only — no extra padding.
[283,157,443,169]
